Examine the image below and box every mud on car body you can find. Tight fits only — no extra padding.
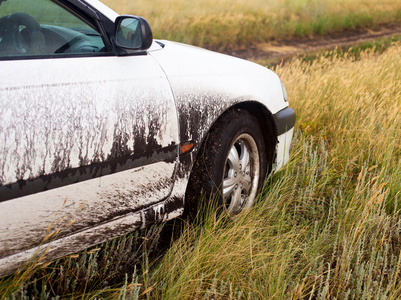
[0,0,296,277]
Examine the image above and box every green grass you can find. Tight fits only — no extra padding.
[101,0,401,50]
[3,41,401,299]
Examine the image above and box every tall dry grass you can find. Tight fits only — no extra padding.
[135,43,401,298]
[101,0,401,49]
[3,32,401,300]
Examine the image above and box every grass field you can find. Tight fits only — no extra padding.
[100,0,401,50]
[2,40,401,299]
[2,1,401,298]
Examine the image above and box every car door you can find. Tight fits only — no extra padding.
[0,0,178,260]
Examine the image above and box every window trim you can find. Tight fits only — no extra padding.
[0,51,115,61]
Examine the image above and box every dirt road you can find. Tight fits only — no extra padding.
[223,24,401,64]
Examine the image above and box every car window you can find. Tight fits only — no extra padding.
[0,0,108,58]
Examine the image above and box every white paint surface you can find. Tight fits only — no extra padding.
[274,128,294,172]
[151,40,288,115]
[0,161,175,259]
[0,198,183,278]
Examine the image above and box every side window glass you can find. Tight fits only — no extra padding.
[0,0,107,58]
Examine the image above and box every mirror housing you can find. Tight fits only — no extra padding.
[114,15,153,55]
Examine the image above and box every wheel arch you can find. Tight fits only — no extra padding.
[182,101,278,216]
[233,101,278,174]
[188,101,278,180]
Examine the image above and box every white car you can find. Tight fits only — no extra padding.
[0,0,295,277]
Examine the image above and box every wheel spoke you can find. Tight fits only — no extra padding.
[242,174,252,193]
[227,146,240,172]
[223,177,236,198]
[223,175,237,188]
[228,187,243,212]
[239,143,250,172]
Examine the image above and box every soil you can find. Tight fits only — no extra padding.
[221,23,401,64]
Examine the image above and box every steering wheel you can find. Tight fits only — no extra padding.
[0,12,45,55]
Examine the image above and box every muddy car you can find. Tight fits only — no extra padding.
[0,0,295,277]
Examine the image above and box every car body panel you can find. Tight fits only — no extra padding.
[0,193,184,279]
[0,55,179,186]
[151,41,285,115]
[0,161,175,257]
[150,40,286,145]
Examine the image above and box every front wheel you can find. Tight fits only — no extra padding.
[186,109,268,216]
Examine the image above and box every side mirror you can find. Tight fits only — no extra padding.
[114,15,153,54]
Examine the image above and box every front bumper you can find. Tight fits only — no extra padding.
[272,107,296,172]
[274,107,296,136]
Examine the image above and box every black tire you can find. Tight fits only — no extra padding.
[185,108,268,217]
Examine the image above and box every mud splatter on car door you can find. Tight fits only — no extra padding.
[0,54,179,258]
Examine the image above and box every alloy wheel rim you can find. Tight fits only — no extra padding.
[222,133,260,214]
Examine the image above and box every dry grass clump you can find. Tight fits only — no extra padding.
[101,0,401,49]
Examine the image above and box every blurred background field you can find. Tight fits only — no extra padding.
[101,0,401,50]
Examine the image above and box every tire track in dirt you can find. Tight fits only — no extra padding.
[223,24,401,63]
